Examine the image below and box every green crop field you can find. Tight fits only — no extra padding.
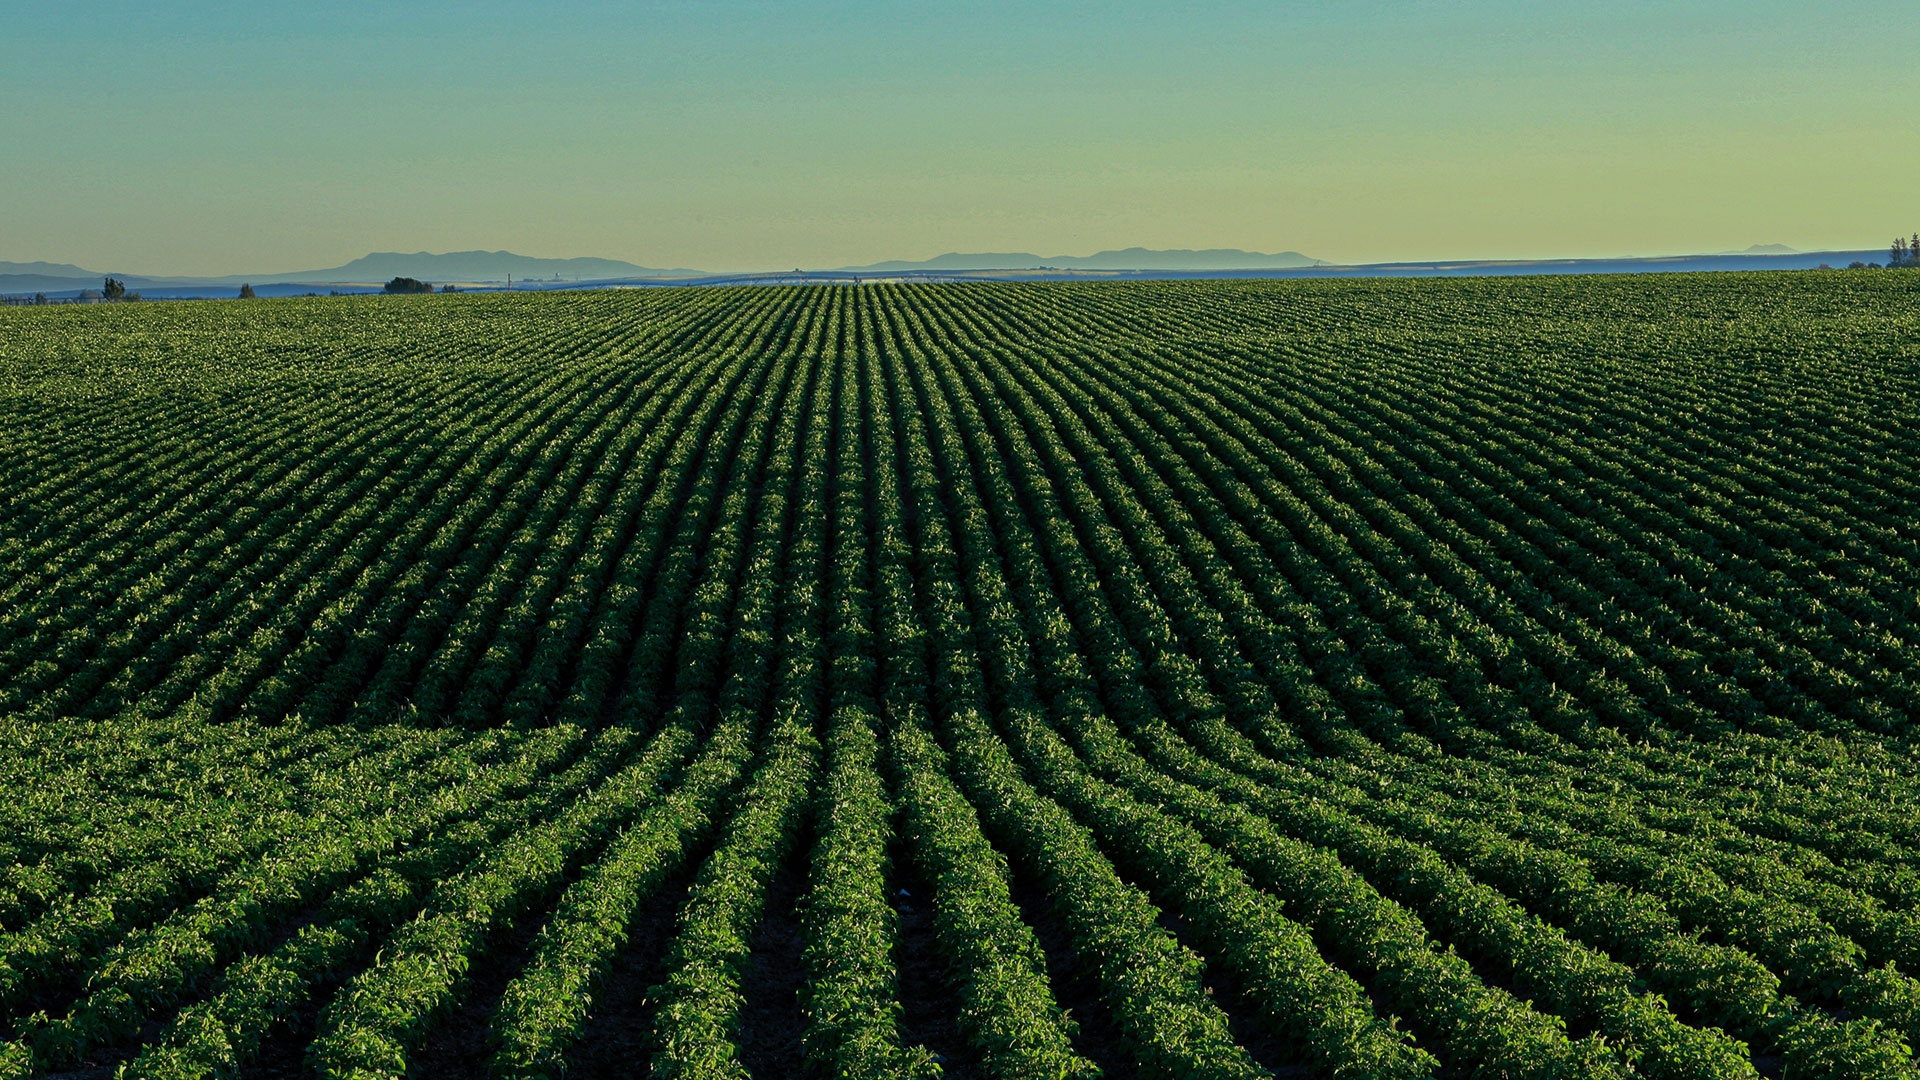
[3,275,1919,1080]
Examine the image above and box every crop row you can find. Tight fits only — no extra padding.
[2,278,1917,1078]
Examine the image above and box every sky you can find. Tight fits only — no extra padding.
[2,1,1915,274]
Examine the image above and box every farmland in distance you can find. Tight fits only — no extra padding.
[3,275,1919,1080]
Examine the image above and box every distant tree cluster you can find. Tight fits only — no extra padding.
[1844,233,1919,270]
[384,277,434,294]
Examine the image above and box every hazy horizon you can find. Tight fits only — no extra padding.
[15,243,1901,286]
[6,2,1915,276]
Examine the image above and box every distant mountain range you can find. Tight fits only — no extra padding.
[0,260,100,278]
[237,250,704,285]
[0,248,1322,293]
[0,245,1891,298]
[0,251,702,295]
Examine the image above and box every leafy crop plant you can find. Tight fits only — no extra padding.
[0,275,1916,1079]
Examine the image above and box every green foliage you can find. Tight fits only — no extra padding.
[0,277,1916,1080]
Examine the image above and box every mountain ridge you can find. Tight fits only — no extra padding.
[0,251,703,291]
[0,248,1331,293]
[236,250,704,285]
[2,246,1890,297]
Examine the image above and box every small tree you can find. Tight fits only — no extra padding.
[238,284,256,299]
[102,276,126,301]
[31,293,46,306]
[383,276,432,294]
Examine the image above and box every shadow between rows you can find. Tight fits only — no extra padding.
[888,837,982,1080]
[1002,863,1137,1080]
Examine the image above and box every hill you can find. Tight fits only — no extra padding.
[235,250,704,285]
[0,262,176,295]
[2,245,1899,298]
[0,252,703,295]
[0,260,103,279]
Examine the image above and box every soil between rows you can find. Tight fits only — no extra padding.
[731,828,813,1077]
[563,855,709,1077]
[889,839,982,1079]
[1004,865,1138,1080]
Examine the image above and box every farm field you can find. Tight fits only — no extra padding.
[3,275,1920,1080]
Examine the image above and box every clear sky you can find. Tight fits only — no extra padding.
[3,1,1915,274]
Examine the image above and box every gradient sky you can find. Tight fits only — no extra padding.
[4,1,1915,274]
